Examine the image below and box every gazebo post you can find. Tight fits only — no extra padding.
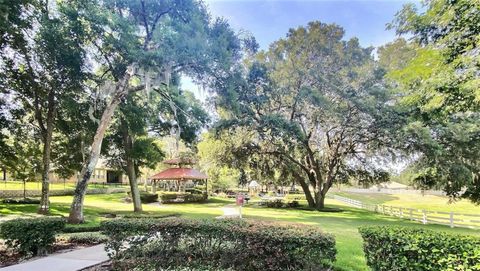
[152,179,157,193]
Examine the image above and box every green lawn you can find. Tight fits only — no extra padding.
[0,193,479,271]
[0,181,128,191]
[334,191,480,214]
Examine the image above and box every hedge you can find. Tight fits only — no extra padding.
[359,226,480,271]
[1,198,41,204]
[102,218,336,271]
[160,193,207,203]
[185,188,205,194]
[139,192,158,203]
[63,225,102,233]
[261,199,300,208]
[0,217,65,256]
[63,232,108,245]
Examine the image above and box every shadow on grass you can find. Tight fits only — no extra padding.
[205,197,234,204]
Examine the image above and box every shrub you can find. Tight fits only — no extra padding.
[64,232,108,245]
[1,198,41,204]
[184,193,207,202]
[102,218,336,271]
[286,200,300,208]
[159,193,179,203]
[121,213,180,219]
[140,192,158,203]
[185,188,204,194]
[265,199,284,208]
[0,217,65,256]
[63,225,102,233]
[160,193,207,203]
[359,226,480,271]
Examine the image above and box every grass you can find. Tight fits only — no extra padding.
[0,181,128,191]
[0,193,479,271]
[334,191,480,214]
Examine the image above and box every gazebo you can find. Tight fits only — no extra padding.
[149,158,208,194]
[248,180,260,196]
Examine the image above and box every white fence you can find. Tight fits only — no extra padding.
[332,188,446,196]
[333,195,480,229]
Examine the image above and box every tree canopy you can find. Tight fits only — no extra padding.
[383,0,480,203]
[214,22,398,209]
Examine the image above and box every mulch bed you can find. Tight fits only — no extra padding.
[0,250,23,267]
[81,261,112,271]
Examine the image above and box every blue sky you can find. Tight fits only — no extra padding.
[205,0,411,49]
[184,0,414,101]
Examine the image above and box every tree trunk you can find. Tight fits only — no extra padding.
[125,158,142,212]
[121,119,142,212]
[38,130,53,214]
[316,193,326,209]
[294,174,315,208]
[68,68,133,224]
[38,91,55,214]
[315,181,332,210]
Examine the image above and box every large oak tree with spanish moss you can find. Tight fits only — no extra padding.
[67,0,241,223]
[215,22,399,209]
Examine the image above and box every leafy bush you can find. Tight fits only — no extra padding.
[64,232,108,245]
[102,218,336,271]
[286,200,300,208]
[359,226,480,271]
[159,193,179,202]
[184,193,207,202]
[265,199,284,208]
[1,198,41,204]
[0,217,65,256]
[63,225,102,233]
[121,213,180,219]
[160,193,207,203]
[185,188,204,194]
[140,192,158,203]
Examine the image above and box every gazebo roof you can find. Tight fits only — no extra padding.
[150,168,208,180]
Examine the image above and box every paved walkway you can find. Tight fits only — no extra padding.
[0,244,109,271]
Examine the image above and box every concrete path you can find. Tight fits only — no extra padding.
[0,244,109,271]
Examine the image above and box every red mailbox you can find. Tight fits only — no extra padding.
[236,194,244,206]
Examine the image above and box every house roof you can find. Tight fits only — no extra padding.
[150,168,208,180]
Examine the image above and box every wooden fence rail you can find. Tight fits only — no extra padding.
[333,195,480,230]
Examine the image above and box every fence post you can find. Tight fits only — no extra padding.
[400,207,403,218]
[422,210,427,224]
[409,209,413,220]
[449,212,454,228]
